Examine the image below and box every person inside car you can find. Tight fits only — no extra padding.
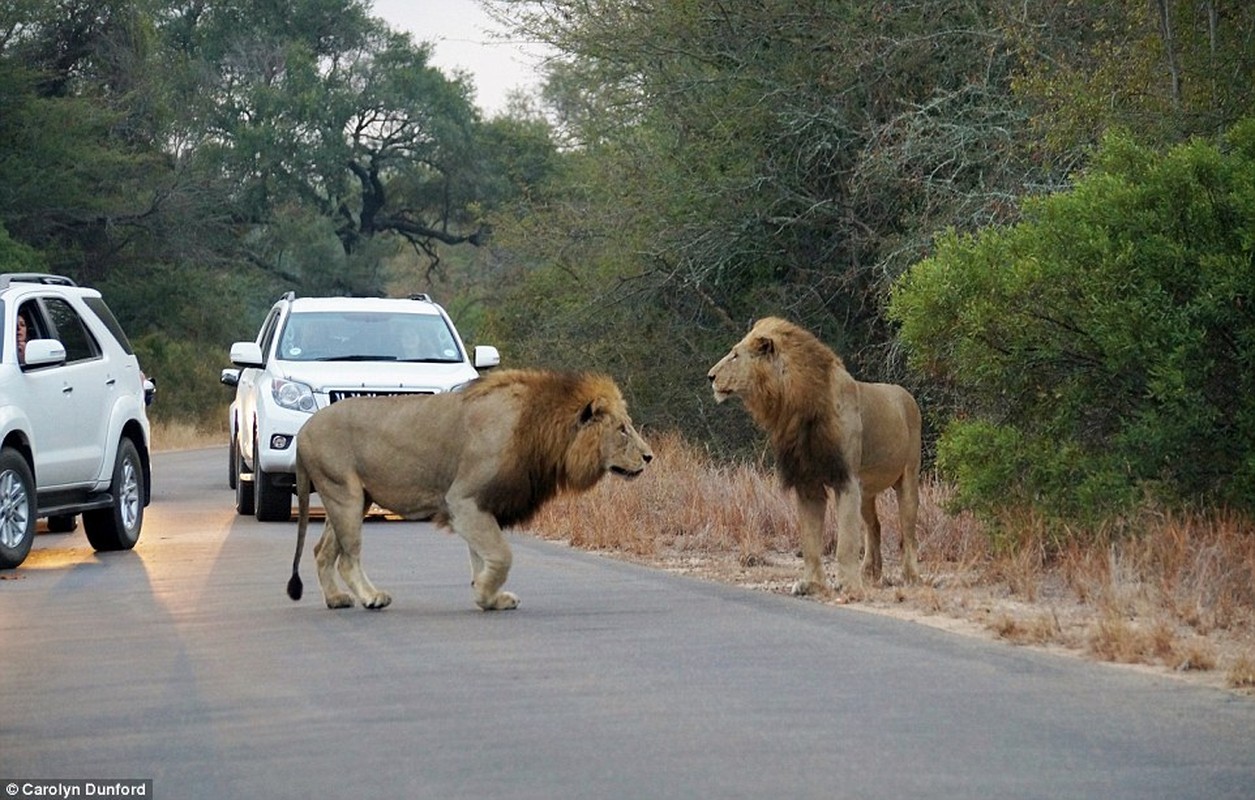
[15,310,29,364]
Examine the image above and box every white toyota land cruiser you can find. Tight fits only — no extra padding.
[0,273,153,569]
[223,292,499,521]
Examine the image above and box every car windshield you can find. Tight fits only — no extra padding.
[276,311,464,363]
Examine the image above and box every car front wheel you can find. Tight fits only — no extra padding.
[253,435,292,522]
[83,438,145,552]
[228,431,238,490]
[235,435,255,516]
[0,448,36,569]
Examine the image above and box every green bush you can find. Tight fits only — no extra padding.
[132,332,232,426]
[889,120,1255,522]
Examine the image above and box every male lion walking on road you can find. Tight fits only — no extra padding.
[287,369,653,611]
[707,317,922,596]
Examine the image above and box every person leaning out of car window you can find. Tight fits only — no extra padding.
[15,308,29,364]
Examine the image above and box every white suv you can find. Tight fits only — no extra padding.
[223,292,499,521]
[0,274,153,569]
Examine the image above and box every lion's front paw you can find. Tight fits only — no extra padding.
[363,591,393,610]
[790,579,826,597]
[325,592,356,609]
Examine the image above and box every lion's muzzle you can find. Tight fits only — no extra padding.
[707,369,732,403]
[611,461,648,479]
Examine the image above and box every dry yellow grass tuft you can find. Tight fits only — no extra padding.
[150,418,226,451]
[534,431,797,560]
[530,433,1255,693]
[1228,654,1255,689]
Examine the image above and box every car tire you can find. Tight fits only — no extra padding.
[228,431,238,490]
[0,448,36,569]
[235,437,255,516]
[253,434,291,522]
[83,438,145,552]
[47,514,77,533]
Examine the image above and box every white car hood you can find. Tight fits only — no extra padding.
[274,359,478,392]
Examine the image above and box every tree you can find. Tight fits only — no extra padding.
[0,0,551,423]
[1008,0,1255,154]
[888,121,1255,523]
[0,3,174,282]
[481,0,1040,443]
[162,1,500,294]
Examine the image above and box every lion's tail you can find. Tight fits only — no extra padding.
[287,449,311,601]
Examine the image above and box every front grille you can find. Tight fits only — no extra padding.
[327,389,435,404]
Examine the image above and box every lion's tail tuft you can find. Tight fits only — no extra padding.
[289,442,312,602]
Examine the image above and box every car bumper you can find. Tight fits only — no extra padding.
[254,404,311,475]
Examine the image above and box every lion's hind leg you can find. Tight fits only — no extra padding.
[335,514,393,611]
[860,492,884,584]
[313,520,355,609]
[895,470,922,585]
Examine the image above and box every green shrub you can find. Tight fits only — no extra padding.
[890,120,1255,523]
[133,332,232,426]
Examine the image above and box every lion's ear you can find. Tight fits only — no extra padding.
[579,397,606,426]
[752,335,776,358]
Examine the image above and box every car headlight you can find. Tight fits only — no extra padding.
[271,378,317,412]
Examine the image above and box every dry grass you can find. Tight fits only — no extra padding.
[531,433,1255,694]
[150,418,226,451]
[532,431,797,560]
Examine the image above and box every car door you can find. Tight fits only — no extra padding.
[22,297,112,487]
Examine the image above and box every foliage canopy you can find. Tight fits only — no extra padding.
[0,0,558,422]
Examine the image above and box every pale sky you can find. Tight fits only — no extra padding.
[370,0,547,115]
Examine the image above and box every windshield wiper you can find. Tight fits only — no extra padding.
[316,354,397,362]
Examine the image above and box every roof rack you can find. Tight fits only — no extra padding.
[0,273,78,289]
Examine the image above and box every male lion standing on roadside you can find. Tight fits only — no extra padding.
[707,317,922,597]
[287,369,653,611]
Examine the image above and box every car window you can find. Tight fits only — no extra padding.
[391,314,463,362]
[42,298,100,363]
[277,311,463,363]
[16,299,52,365]
[83,296,135,355]
[18,300,49,340]
[258,307,282,358]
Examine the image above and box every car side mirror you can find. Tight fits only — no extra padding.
[229,341,264,368]
[473,345,500,370]
[220,368,240,388]
[22,339,66,368]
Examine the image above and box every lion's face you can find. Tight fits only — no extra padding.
[707,331,774,404]
[581,397,653,480]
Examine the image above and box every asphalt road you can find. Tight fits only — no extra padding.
[2,447,1253,799]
